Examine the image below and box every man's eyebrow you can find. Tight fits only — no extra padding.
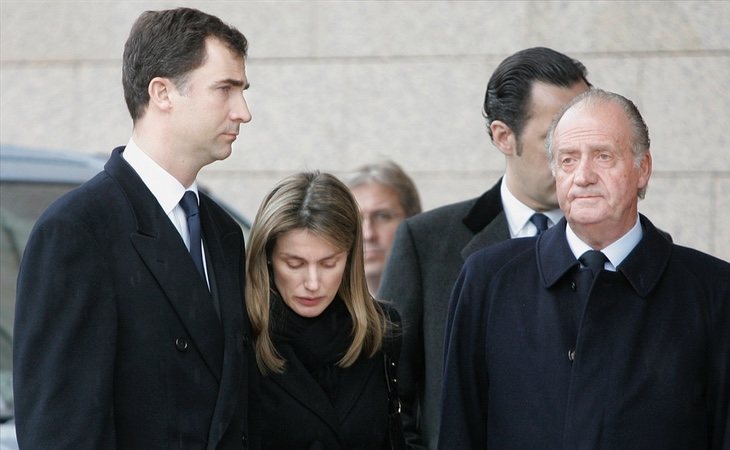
[218,78,249,89]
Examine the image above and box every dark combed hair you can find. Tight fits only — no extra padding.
[483,47,590,140]
[122,7,248,121]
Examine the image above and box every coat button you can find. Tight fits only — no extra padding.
[568,348,575,361]
[570,281,576,291]
[175,337,189,352]
[241,433,247,446]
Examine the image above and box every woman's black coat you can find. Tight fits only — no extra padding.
[251,304,400,450]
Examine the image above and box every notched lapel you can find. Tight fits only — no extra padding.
[333,352,378,421]
[461,211,510,260]
[106,147,224,380]
[270,346,343,437]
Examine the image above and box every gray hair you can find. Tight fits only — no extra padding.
[545,88,650,199]
[345,160,422,217]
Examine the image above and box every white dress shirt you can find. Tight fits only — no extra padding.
[500,173,563,238]
[566,215,643,272]
[122,138,209,284]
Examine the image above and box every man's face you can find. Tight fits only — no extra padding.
[507,81,589,211]
[350,182,406,287]
[169,37,251,167]
[552,101,651,246]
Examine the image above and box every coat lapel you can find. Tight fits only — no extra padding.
[460,211,510,260]
[105,148,224,381]
[332,352,378,421]
[536,215,672,297]
[198,195,248,448]
[460,179,510,260]
[270,345,343,436]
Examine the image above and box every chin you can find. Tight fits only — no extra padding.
[213,146,233,162]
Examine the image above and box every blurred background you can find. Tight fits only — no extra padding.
[2,0,729,260]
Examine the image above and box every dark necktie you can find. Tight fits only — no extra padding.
[179,191,205,279]
[529,213,549,236]
[579,250,608,278]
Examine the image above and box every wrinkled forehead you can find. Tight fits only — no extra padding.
[554,99,630,144]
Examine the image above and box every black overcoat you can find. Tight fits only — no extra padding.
[13,147,253,449]
[439,215,730,449]
[250,306,401,449]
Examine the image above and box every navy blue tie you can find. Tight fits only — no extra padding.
[179,191,205,279]
[529,213,549,235]
[579,250,607,278]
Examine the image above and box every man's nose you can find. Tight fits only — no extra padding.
[231,93,252,123]
[362,217,375,240]
[574,156,596,185]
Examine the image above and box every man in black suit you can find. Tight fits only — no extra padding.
[439,89,730,449]
[377,47,590,448]
[13,8,254,449]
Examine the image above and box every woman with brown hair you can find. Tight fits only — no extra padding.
[246,171,405,449]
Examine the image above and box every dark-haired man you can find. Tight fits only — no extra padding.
[377,47,590,449]
[440,88,729,449]
[14,8,253,448]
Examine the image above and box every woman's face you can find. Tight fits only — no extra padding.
[271,228,348,318]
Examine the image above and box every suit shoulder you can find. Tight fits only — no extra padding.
[34,171,116,223]
[199,192,242,231]
[403,197,478,232]
[670,244,730,279]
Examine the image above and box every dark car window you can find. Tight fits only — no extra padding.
[0,181,80,420]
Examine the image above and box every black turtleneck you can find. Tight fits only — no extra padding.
[270,294,353,404]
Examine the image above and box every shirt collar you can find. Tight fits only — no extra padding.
[500,173,562,237]
[122,137,199,214]
[566,215,643,271]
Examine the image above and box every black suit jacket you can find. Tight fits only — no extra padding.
[13,147,253,449]
[377,179,510,449]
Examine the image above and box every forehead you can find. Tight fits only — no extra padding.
[553,101,632,150]
[274,228,344,257]
[351,182,402,208]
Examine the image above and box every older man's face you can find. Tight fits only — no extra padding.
[552,101,651,247]
[350,182,406,286]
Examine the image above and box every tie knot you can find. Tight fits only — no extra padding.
[579,250,608,277]
[179,191,199,218]
[529,213,549,235]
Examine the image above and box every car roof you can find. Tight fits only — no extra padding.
[0,145,107,184]
[0,144,251,230]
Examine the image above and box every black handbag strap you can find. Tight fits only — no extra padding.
[381,304,402,416]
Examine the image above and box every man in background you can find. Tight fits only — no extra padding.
[14,8,254,448]
[378,47,590,448]
[346,160,421,294]
[439,88,729,449]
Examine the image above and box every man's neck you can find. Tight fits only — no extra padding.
[132,129,199,188]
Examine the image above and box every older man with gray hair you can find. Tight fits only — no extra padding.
[439,88,730,449]
[346,160,421,294]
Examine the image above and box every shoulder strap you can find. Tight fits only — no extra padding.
[381,303,402,415]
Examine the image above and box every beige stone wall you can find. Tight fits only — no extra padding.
[1,0,728,260]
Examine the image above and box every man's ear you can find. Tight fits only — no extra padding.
[490,120,517,156]
[638,150,652,189]
[147,77,174,112]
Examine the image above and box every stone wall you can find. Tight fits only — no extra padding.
[1,1,728,260]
